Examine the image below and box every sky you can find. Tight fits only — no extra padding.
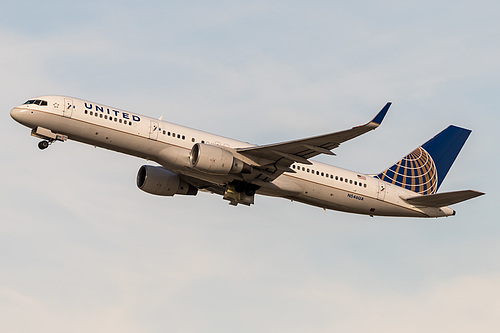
[1,1,499,332]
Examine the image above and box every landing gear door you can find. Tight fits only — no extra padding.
[63,98,74,118]
[149,120,159,140]
[377,181,387,200]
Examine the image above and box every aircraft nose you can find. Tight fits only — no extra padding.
[10,107,26,123]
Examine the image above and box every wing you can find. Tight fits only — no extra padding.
[236,102,391,171]
[180,174,226,195]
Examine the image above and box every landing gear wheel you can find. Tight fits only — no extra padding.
[38,140,49,150]
[245,188,256,196]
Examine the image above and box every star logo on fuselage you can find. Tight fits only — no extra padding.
[53,102,60,109]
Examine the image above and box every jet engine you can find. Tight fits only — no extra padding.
[190,143,251,175]
[137,165,198,196]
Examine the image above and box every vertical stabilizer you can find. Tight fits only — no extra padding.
[376,125,471,194]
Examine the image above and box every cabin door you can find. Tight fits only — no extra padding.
[149,120,159,140]
[377,181,387,200]
[63,98,74,117]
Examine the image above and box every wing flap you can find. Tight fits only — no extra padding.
[403,190,485,207]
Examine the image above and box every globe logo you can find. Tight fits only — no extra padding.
[377,147,438,195]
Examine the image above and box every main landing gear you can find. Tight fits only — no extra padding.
[223,180,260,206]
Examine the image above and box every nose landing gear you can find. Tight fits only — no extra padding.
[38,140,50,150]
[31,127,68,151]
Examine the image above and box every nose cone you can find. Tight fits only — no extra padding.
[10,107,26,124]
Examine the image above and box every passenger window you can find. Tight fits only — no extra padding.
[119,119,122,123]
[345,179,348,183]
[335,176,338,180]
[100,114,103,118]
[350,180,352,184]
[201,140,205,143]
[364,184,367,188]
[192,138,195,142]
[114,118,117,122]
[316,171,319,175]
[104,115,108,120]
[354,181,357,185]
[340,177,343,181]
[182,135,185,140]
[307,168,310,173]
[321,172,324,177]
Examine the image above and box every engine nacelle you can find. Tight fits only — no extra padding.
[137,165,198,196]
[190,143,251,175]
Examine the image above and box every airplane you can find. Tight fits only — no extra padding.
[10,96,484,218]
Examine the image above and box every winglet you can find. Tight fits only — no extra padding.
[370,102,392,125]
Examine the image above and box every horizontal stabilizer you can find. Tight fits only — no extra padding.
[403,190,485,207]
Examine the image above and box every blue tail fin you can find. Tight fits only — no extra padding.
[375,125,471,194]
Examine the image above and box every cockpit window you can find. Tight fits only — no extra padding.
[24,99,48,106]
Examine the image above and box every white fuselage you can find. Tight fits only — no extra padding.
[10,96,455,218]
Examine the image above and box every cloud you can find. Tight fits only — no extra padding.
[289,274,500,332]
